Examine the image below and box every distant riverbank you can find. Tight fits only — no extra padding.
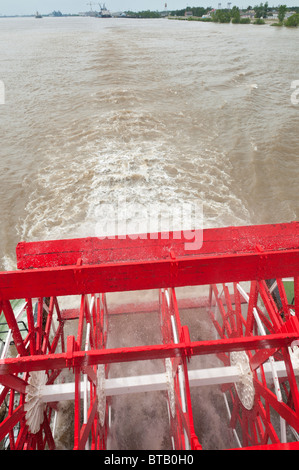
[168,14,299,26]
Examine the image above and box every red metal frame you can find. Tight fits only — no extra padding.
[209,276,299,447]
[0,222,298,450]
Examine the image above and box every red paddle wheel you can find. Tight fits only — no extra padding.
[209,278,299,448]
[0,222,298,450]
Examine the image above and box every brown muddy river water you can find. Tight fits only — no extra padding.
[0,16,298,449]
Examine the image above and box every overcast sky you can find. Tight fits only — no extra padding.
[0,0,297,15]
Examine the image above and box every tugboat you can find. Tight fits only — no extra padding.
[35,11,42,18]
[98,3,112,17]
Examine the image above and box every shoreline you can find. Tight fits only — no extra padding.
[167,15,298,26]
[0,15,297,27]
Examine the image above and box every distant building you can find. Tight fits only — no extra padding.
[267,12,278,19]
[185,11,193,17]
[202,8,215,18]
[241,9,255,18]
[285,11,296,18]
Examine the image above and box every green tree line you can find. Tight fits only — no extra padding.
[169,6,212,16]
[170,4,299,18]
[125,10,161,18]
[125,5,299,26]
[208,3,299,25]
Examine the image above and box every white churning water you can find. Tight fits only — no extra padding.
[0,17,298,449]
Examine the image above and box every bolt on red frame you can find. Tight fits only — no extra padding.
[0,222,298,450]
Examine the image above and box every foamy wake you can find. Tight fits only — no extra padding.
[18,106,250,245]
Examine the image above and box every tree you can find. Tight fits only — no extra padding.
[264,1,269,17]
[278,4,287,23]
[254,3,263,17]
[212,9,231,22]
[254,17,265,23]
[138,10,161,18]
[170,6,209,17]
[231,6,241,23]
[126,10,161,18]
[254,2,268,18]
[192,7,206,17]
[284,13,299,26]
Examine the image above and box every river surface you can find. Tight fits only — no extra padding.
[0,16,298,269]
[0,16,298,450]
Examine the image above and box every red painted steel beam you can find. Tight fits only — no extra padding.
[0,249,298,301]
[254,377,299,433]
[61,295,247,320]
[233,441,299,450]
[0,405,25,443]
[0,333,297,375]
[16,222,299,269]
[42,413,55,450]
[77,396,98,451]
[0,374,27,394]
[1,301,27,356]
[0,222,297,300]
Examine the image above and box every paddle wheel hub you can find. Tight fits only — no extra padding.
[25,371,48,434]
[230,351,255,411]
[0,222,298,450]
